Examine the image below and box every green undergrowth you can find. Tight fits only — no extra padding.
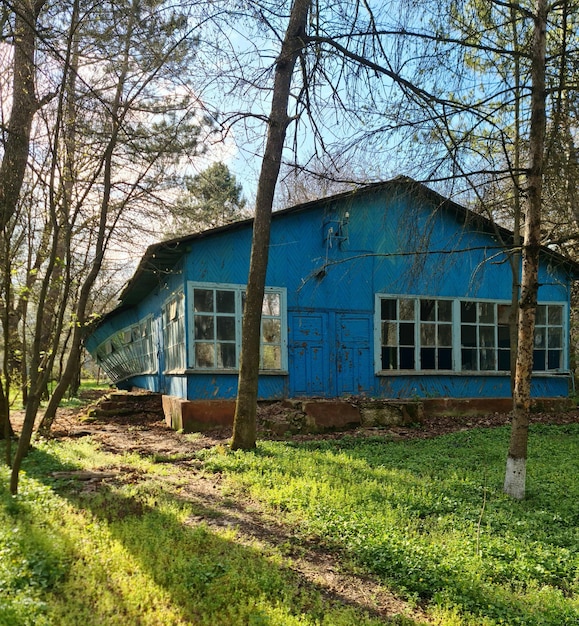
[198,423,579,626]
[0,437,415,626]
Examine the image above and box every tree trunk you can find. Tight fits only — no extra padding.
[0,0,46,448]
[0,0,45,230]
[0,380,13,461]
[231,0,311,450]
[504,0,547,500]
[508,3,522,396]
[37,0,133,437]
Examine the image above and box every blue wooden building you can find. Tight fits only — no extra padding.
[85,177,577,422]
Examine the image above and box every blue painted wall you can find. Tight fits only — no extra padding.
[87,182,575,401]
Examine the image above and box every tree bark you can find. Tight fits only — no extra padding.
[0,0,46,445]
[231,0,311,450]
[0,0,45,230]
[504,0,547,500]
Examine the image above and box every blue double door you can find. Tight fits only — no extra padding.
[288,311,373,397]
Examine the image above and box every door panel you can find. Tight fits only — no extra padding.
[289,313,328,396]
[336,314,372,396]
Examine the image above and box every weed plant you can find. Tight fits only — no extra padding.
[199,424,579,626]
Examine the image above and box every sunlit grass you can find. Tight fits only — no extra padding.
[0,437,416,626]
[2,422,577,625]
[199,424,579,626]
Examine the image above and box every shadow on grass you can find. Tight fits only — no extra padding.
[0,442,419,626]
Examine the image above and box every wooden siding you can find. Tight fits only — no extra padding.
[87,183,575,402]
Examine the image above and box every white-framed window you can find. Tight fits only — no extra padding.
[188,282,287,371]
[379,297,453,371]
[376,295,566,374]
[460,301,511,371]
[533,304,564,370]
[163,291,185,371]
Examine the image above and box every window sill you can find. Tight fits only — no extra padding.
[376,370,570,376]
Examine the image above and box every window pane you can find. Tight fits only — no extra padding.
[548,305,562,325]
[438,324,452,346]
[262,319,281,343]
[399,323,414,345]
[420,347,436,369]
[420,299,435,321]
[438,348,452,370]
[533,350,546,371]
[461,325,476,347]
[498,349,510,371]
[382,321,397,346]
[479,302,495,324]
[262,345,281,369]
[216,290,235,313]
[479,326,495,347]
[263,293,280,316]
[461,301,476,323]
[462,348,476,370]
[194,289,213,312]
[498,304,511,325]
[548,327,562,349]
[218,343,236,368]
[195,343,214,367]
[217,317,236,341]
[534,327,546,348]
[548,350,561,370]
[400,347,415,369]
[498,325,510,347]
[535,305,546,325]
[381,299,396,320]
[438,300,452,322]
[480,348,496,371]
[195,315,214,340]
[399,299,415,320]
[382,347,397,369]
[421,323,436,346]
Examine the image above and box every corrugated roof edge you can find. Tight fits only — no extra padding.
[91,176,579,330]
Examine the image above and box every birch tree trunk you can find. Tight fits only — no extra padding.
[231,0,311,450]
[504,0,548,500]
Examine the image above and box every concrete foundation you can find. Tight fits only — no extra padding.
[162,396,236,431]
[160,395,573,434]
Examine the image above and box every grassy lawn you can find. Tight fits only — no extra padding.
[0,438,414,626]
[1,420,577,625]
[199,424,579,625]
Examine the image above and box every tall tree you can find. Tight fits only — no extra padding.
[0,0,48,442]
[504,0,548,500]
[164,161,246,237]
[36,0,206,437]
[7,0,210,492]
[231,0,311,449]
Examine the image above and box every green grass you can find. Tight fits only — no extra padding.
[198,424,579,626]
[0,437,413,626]
[54,379,111,409]
[1,423,577,625]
